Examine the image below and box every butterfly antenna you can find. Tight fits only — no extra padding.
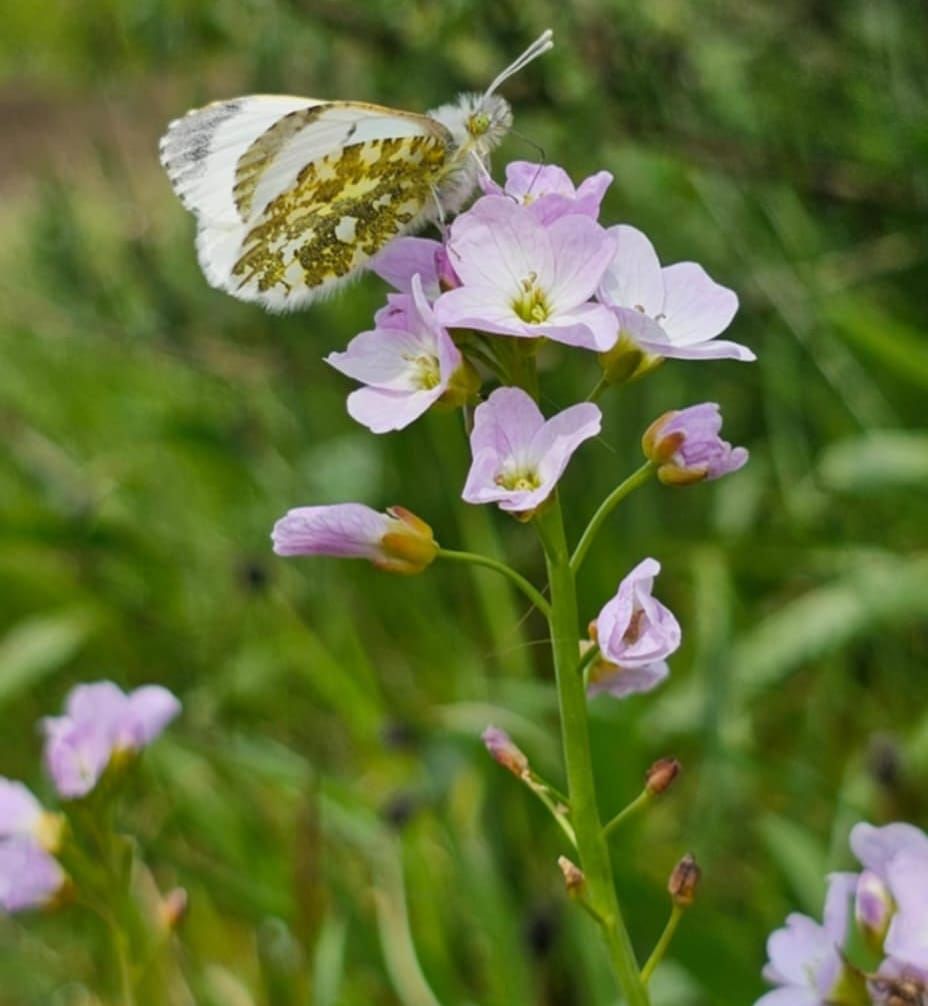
[509,128,547,164]
[482,29,554,101]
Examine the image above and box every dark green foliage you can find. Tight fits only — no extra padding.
[0,2,926,1002]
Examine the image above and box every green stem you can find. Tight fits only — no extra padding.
[570,462,656,574]
[110,919,136,1006]
[536,499,650,1006]
[577,643,600,680]
[640,905,684,985]
[526,779,577,848]
[437,547,551,619]
[603,790,653,839]
[586,375,610,402]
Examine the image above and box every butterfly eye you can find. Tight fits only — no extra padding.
[468,112,491,137]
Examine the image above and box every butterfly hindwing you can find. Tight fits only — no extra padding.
[162,98,456,311]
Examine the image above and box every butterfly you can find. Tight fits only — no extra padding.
[160,30,553,313]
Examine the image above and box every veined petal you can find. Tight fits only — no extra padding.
[659,262,739,345]
[597,225,664,317]
[470,387,545,465]
[547,215,618,307]
[271,504,391,559]
[637,335,756,362]
[447,196,553,295]
[371,237,443,300]
[347,386,442,434]
[529,402,602,477]
[434,285,527,337]
[534,303,619,351]
[326,327,435,391]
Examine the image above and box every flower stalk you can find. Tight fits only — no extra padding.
[535,497,651,1006]
[571,462,656,573]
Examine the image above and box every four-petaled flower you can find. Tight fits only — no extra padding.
[480,160,613,224]
[757,873,859,1006]
[598,225,754,362]
[642,402,749,486]
[272,503,438,574]
[435,196,619,352]
[326,275,475,434]
[587,558,682,699]
[462,387,601,514]
[43,682,182,800]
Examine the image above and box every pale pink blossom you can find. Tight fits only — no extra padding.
[598,225,754,362]
[480,161,613,224]
[326,276,471,433]
[642,403,748,485]
[272,503,437,574]
[435,196,618,352]
[587,558,681,699]
[43,682,181,799]
[462,387,601,514]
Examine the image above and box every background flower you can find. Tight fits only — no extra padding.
[43,682,181,799]
[643,402,749,485]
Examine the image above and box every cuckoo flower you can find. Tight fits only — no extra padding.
[435,196,619,351]
[0,780,62,852]
[480,161,613,224]
[0,835,66,913]
[272,503,438,574]
[852,823,928,971]
[587,558,681,699]
[371,237,459,302]
[597,225,754,362]
[43,682,181,799]
[326,276,475,434]
[642,403,749,486]
[757,873,859,1006]
[462,387,601,514]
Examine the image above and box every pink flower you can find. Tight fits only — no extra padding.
[43,682,181,799]
[756,873,858,1006]
[597,225,754,362]
[480,161,613,224]
[326,276,474,434]
[370,237,459,302]
[587,558,681,699]
[435,196,619,352]
[272,503,438,574]
[462,387,601,514]
[0,780,61,852]
[852,822,928,972]
[642,403,749,486]
[0,836,66,913]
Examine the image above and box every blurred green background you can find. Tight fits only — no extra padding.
[1,1,927,1003]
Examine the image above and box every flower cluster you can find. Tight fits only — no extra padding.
[759,821,928,1005]
[0,681,180,914]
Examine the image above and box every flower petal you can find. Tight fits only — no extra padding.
[659,262,739,345]
[371,237,443,300]
[271,504,391,559]
[547,215,618,308]
[347,386,441,433]
[597,225,664,317]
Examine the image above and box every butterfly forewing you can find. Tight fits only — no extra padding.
[162,98,456,311]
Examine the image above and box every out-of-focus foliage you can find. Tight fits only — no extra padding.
[0,1,926,1003]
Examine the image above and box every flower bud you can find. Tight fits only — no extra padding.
[642,403,748,487]
[160,887,189,931]
[855,869,894,951]
[598,331,663,386]
[481,726,529,778]
[668,853,701,907]
[646,757,681,796]
[558,856,586,897]
[378,507,439,574]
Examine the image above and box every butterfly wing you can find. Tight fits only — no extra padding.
[161,98,455,312]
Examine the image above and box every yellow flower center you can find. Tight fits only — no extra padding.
[496,468,541,492]
[405,353,441,390]
[512,273,551,324]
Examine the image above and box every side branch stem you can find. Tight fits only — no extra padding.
[570,463,656,573]
[536,498,650,1006]
[437,547,551,619]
